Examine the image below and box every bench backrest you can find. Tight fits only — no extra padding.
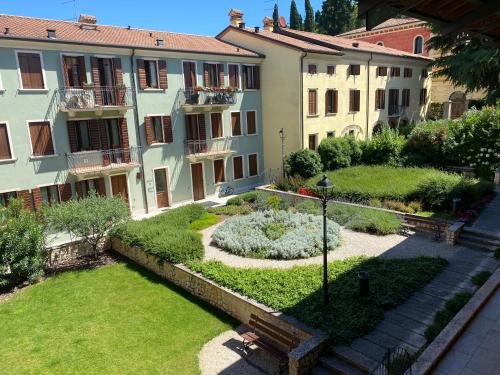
[404,214,448,226]
[249,314,300,351]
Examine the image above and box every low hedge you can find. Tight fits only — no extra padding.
[113,204,208,263]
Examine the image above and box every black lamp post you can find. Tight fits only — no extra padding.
[316,174,334,305]
[279,128,286,178]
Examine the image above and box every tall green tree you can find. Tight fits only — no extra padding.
[428,33,499,104]
[289,0,301,30]
[319,0,355,36]
[315,10,322,32]
[273,3,280,29]
[298,14,304,30]
[304,0,316,32]
[350,1,365,30]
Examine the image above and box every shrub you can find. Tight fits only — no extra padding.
[427,102,444,120]
[0,199,45,286]
[211,210,341,259]
[318,136,362,170]
[495,248,500,260]
[284,149,322,179]
[403,120,451,166]
[444,291,473,314]
[188,212,219,230]
[471,271,492,287]
[361,126,405,166]
[113,204,207,263]
[383,200,414,213]
[208,205,252,216]
[227,191,259,206]
[273,175,306,193]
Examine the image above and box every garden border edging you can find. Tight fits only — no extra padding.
[111,237,327,375]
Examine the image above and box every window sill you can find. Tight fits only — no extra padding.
[248,174,259,178]
[29,154,59,160]
[307,115,320,118]
[325,113,337,117]
[19,88,49,93]
[246,133,258,137]
[211,137,225,140]
[233,177,245,181]
[214,181,226,186]
[348,111,360,114]
[149,142,168,147]
[0,158,17,164]
[243,89,258,92]
[142,88,165,92]
[231,134,244,138]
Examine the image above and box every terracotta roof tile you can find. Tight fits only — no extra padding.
[339,18,425,36]
[0,14,261,57]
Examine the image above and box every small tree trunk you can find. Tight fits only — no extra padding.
[92,243,99,260]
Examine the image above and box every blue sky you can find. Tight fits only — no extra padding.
[1,0,324,36]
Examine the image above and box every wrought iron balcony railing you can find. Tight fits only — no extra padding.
[67,146,141,175]
[179,88,237,108]
[184,138,237,159]
[388,104,408,117]
[57,86,133,111]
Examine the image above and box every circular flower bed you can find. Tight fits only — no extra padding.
[212,210,341,259]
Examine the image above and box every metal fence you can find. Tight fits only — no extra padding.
[180,88,237,106]
[370,347,413,375]
[184,138,236,156]
[57,86,133,110]
[67,146,141,174]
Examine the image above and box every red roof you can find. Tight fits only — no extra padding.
[0,14,261,57]
[339,17,426,36]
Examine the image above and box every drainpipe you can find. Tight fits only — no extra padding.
[130,48,149,214]
[366,52,373,139]
[300,52,308,149]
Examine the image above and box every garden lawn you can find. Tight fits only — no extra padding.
[0,262,235,375]
[307,165,447,202]
[189,257,447,345]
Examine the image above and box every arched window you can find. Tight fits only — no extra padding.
[413,36,423,54]
[376,41,384,46]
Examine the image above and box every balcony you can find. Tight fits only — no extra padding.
[179,88,237,112]
[388,104,408,117]
[184,138,236,161]
[57,86,134,117]
[67,147,141,177]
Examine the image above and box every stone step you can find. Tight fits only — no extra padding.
[319,355,367,375]
[460,232,500,247]
[462,227,500,240]
[330,346,379,373]
[312,365,335,375]
[457,238,498,251]
[351,338,387,363]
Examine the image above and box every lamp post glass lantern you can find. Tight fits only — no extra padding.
[316,175,334,305]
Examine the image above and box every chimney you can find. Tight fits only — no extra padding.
[156,38,164,47]
[263,17,273,32]
[47,29,56,39]
[254,26,260,33]
[4,27,10,35]
[78,14,97,24]
[238,22,246,29]
[352,42,359,48]
[229,9,244,27]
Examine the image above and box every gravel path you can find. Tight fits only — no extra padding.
[199,325,278,375]
[202,221,464,268]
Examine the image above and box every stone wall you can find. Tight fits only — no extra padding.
[112,238,327,375]
[45,238,109,268]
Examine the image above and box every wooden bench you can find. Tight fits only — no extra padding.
[402,214,448,240]
[240,314,300,374]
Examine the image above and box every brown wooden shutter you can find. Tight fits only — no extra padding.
[32,187,42,211]
[18,53,31,88]
[94,178,106,197]
[231,112,241,136]
[75,181,84,199]
[249,154,258,176]
[253,66,260,89]
[29,121,54,156]
[113,58,123,86]
[211,113,223,138]
[0,124,12,160]
[162,116,173,143]
[308,90,317,115]
[217,64,225,88]
[91,57,102,105]
[333,90,338,113]
[242,66,248,90]
[355,91,360,111]
[233,156,243,179]
[246,111,256,135]
[67,121,79,153]
[325,91,330,114]
[137,59,147,89]
[229,65,239,88]
[88,120,101,150]
[58,183,72,202]
[62,56,71,86]
[18,190,34,211]
[144,116,153,145]
[18,52,44,89]
[214,159,225,183]
[77,56,87,84]
[197,114,206,140]
[203,63,210,87]
[119,118,130,150]
[159,60,168,89]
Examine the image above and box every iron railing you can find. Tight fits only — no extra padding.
[67,146,141,174]
[370,347,413,375]
[180,88,237,106]
[185,138,236,157]
[388,104,410,117]
[57,86,133,110]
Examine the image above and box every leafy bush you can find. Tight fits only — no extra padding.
[427,102,444,120]
[226,191,258,206]
[272,175,306,193]
[0,198,45,286]
[471,271,492,287]
[403,120,451,166]
[284,149,322,178]
[188,212,219,230]
[318,136,362,170]
[495,248,500,260]
[212,210,341,259]
[113,204,207,263]
[361,126,405,166]
[208,205,252,216]
[382,200,415,213]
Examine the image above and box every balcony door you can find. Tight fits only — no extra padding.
[183,61,197,89]
[154,168,170,208]
[190,163,205,201]
[98,58,116,105]
[388,89,399,116]
[186,114,206,153]
[111,174,129,206]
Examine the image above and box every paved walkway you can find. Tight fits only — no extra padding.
[433,287,500,375]
[472,190,500,234]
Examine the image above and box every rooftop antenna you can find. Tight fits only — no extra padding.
[62,0,78,21]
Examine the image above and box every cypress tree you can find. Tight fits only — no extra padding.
[318,0,354,35]
[314,10,321,32]
[289,0,301,30]
[298,14,303,30]
[304,0,315,32]
[273,4,280,29]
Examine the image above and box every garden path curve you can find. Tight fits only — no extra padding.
[202,221,463,268]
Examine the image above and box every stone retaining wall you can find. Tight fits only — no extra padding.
[45,238,109,268]
[112,238,327,375]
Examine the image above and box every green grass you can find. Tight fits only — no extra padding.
[188,211,220,230]
[188,256,447,345]
[307,165,449,202]
[0,262,235,375]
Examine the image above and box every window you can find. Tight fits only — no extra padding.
[421,69,428,79]
[231,112,241,136]
[145,60,159,88]
[77,179,95,199]
[246,111,257,135]
[376,41,384,46]
[105,119,122,149]
[388,89,399,115]
[375,89,385,110]
[402,89,410,107]
[62,55,86,87]
[248,154,258,177]
[349,64,360,76]
[76,121,91,151]
[17,51,46,89]
[213,159,225,183]
[325,89,338,114]
[349,90,360,112]
[28,121,55,156]
[348,129,355,137]
[211,113,223,138]
[390,67,401,77]
[404,68,413,78]
[377,66,387,77]
[233,156,243,180]
[414,36,423,54]
[151,117,164,143]
[205,63,221,87]
[308,64,317,74]
[420,88,427,105]
[228,64,240,88]
[327,65,335,75]
[0,123,12,160]
[40,185,60,206]
[308,89,318,116]
[0,191,17,207]
[242,65,259,89]
[308,134,317,150]
[327,131,336,138]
